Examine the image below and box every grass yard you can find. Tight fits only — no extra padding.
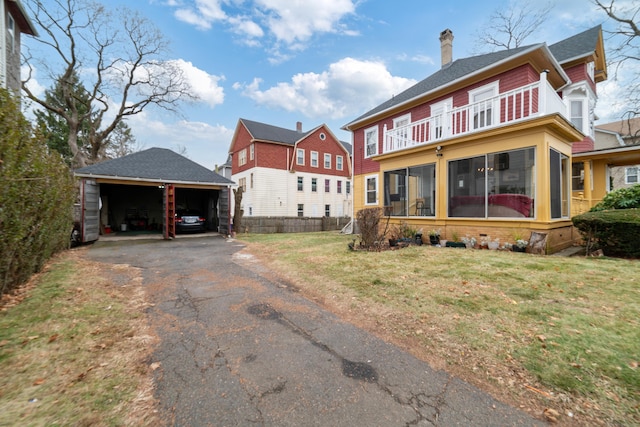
[0,251,158,427]
[239,232,640,426]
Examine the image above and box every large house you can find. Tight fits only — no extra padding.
[1,0,37,93]
[229,118,352,220]
[343,26,622,253]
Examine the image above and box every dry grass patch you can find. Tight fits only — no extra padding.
[0,250,159,427]
[239,232,640,426]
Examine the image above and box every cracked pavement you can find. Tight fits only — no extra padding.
[87,235,543,426]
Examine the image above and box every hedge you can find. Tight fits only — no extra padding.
[0,89,76,295]
[572,209,640,258]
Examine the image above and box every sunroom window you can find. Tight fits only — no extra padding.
[384,164,436,216]
[448,148,536,218]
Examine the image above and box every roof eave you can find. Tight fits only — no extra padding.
[74,172,233,187]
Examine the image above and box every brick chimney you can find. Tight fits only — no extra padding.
[439,29,454,67]
[296,121,302,133]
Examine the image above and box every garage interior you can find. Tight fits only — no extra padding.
[100,183,222,235]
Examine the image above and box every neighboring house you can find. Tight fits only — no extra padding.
[216,154,233,180]
[229,118,352,219]
[343,26,613,253]
[1,0,37,93]
[74,147,234,242]
[592,118,640,189]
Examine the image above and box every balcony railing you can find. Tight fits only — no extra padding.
[383,78,567,154]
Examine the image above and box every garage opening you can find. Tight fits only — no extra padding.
[99,183,223,236]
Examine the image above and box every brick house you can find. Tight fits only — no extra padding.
[1,0,37,93]
[343,26,616,253]
[228,118,352,225]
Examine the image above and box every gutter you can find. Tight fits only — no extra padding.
[73,173,234,187]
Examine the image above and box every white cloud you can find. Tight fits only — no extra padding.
[172,59,225,107]
[235,57,417,120]
[174,0,227,30]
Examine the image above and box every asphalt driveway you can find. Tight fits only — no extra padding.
[87,235,543,426]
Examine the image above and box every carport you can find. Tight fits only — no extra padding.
[74,147,234,242]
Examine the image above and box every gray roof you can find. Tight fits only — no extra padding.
[75,147,234,185]
[345,25,602,128]
[241,118,310,145]
[549,25,601,64]
[240,118,352,155]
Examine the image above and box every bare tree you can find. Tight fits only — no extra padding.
[21,0,197,168]
[474,2,554,52]
[594,0,640,122]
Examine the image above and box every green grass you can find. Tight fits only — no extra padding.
[239,231,640,425]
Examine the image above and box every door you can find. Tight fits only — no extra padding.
[164,184,176,239]
[80,179,100,242]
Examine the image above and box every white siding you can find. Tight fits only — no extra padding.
[232,167,352,217]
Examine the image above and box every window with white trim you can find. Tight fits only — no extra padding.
[296,148,305,165]
[311,178,317,192]
[469,82,498,130]
[393,114,411,144]
[626,166,639,184]
[337,180,342,194]
[324,179,330,192]
[297,176,303,191]
[8,14,15,53]
[324,153,331,169]
[238,149,247,166]
[336,155,343,171]
[430,98,453,140]
[365,175,378,205]
[249,144,254,161]
[570,100,584,132]
[311,151,318,167]
[365,126,378,158]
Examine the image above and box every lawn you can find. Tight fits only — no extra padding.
[239,231,640,426]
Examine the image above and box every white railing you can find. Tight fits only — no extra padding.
[383,77,567,154]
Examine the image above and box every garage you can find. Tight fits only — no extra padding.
[74,147,234,242]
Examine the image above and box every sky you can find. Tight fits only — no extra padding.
[21,0,639,170]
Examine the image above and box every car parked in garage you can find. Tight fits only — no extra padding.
[175,209,206,233]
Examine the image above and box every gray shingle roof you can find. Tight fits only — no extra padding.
[74,147,234,185]
[549,25,601,64]
[241,118,309,145]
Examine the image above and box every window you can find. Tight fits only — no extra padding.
[324,153,331,169]
[570,100,584,132]
[325,179,330,192]
[550,149,570,219]
[238,149,247,166]
[320,133,326,140]
[393,114,411,144]
[297,176,303,191]
[448,148,536,218]
[365,175,378,205]
[249,144,254,161]
[346,181,351,194]
[297,204,304,217]
[469,82,498,129]
[430,98,452,140]
[336,155,343,171]
[572,163,584,191]
[297,148,305,165]
[311,151,318,167]
[7,14,15,53]
[325,205,330,217]
[337,181,342,194]
[250,173,254,189]
[384,164,436,216]
[238,178,247,192]
[365,126,378,158]
[626,166,639,184]
[311,178,317,192]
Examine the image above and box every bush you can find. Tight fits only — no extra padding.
[356,207,386,249]
[0,89,76,295]
[572,209,640,258]
[590,184,640,211]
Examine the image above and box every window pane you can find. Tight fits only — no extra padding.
[449,156,486,217]
[488,148,535,218]
[384,169,407,216]
[366,177,377,204]
[572,163,585,190]
[408,164,436,216]
[549,149,568,218]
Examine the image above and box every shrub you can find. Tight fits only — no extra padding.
[356,207,386,249]
[590,184,640,211]
[0,88,76,295]
[572,209,640,257]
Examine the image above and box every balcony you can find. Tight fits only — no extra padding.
[383,79,567,154]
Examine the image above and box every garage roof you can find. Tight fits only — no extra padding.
[75,147,234,186]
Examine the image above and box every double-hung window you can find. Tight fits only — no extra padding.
[365,175,378,205]
[324,153,331,169]
[365,126,378,158]
[430,98,452,140]
[311,151,318,167]
[626,166,639,184]
[469,82,498,130]
[336,155,343,171]
[296,149,305,165]
[238,149,247,166]
[297,177,303,191]
[311,178,317,192]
